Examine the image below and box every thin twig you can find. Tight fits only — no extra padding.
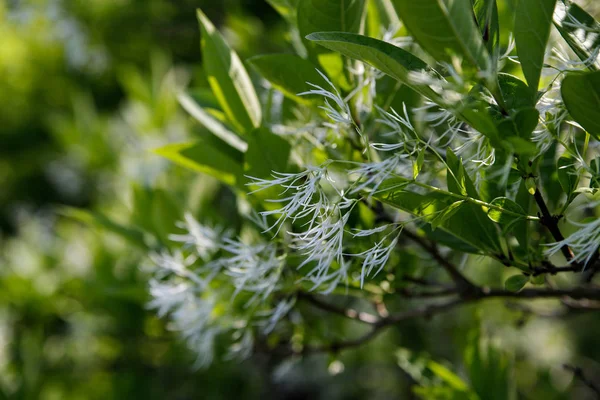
[402,228,480,295]
[298,292,379,324]
[533,189,575,261]
[563,364,600,398]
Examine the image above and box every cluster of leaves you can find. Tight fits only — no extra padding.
[132,0,600,394]
[140,1,600,389]
[12,0,597,397]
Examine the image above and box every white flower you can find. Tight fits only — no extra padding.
[353,233,400,288]
[247,166,329,233]
[147,279,219,368]
[350,154,411,195]
[149,251,208,287]
[299,70,353,128]
[545,202,600,266]
[169,212,230,260]
[290,207,351,293]
[218,239,283,302]
[258,298,296,334]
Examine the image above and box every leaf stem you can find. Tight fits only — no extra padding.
[409,180,540,221]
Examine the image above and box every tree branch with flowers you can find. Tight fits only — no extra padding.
[109,0,600,396]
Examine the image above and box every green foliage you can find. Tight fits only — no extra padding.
[561,70,600,139]
[4,0,600,398]
[514,0,557,94]
[197,9,262,134]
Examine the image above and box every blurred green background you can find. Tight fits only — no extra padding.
[1,1,600,399]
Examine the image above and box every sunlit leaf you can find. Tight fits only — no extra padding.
[197,9,262,134]
[514,0,557,94]
[560,70,600,139]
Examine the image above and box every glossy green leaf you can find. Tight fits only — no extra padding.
[560,70,600,139]
[514,0,557,94]
[498,73,535,110]
[487,197,526,225]
[374,184,501,254]
[297,0,366,44]
[392,0,491,71]
[197,9,261,134]
[306,32,442,101]
[504,274,528,292]
[248,54,323,104]
[178,92,248,152]
[154,139,244,186]
[244,127,291,178]
[297,0,366,72]
[430,200,464,231]
[553,1,600,71]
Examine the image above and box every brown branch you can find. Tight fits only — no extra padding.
[402,228,480,295]
[533,189,575,261]
[298,292,379,324]
[280,285,600,356]
[563,364,600,398]
[530,261,582,276]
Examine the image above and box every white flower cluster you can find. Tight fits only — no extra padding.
[146,215,290,368]
[546,201,600,267]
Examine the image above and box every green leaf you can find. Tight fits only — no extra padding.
[446,148,479,198]
[504,274,528,292]
[413,150,425,179]
[557,156,580,205]
[590,157,600,189]
[427,361,471,391]
[298,0,366,55]
[306,32,442,101]
[513,180,532,257]
[561,70,600,139]
[430,200,465,231]
[245,128,291,178]
[154,139,244,187]
[514,0,557,94]
[487,197,526,225]
[392,0,491,71]
[473,0,500,57]
[248,54,323,104]
[197,9,261,134]
[267,0,300,23]
[553,1,600,71]
[178,92,248,152]
[374,184,501,254]
[498,73,535,110]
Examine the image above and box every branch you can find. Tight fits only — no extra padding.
[563,364,600,398]
[533,189,575,262]
[297,292,379,324]
[365,198,478,294]
[402,228,480,295]
[530,261,582,276]
[280,286,600,356]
